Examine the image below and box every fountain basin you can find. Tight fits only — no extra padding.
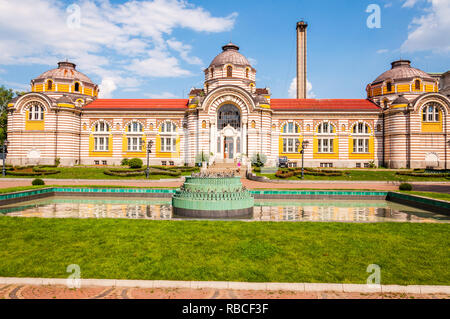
[172,176,254,218]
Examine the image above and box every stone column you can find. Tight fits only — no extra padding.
[242,120,247,157]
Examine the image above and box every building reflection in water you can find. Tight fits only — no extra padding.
[1,198,448,223]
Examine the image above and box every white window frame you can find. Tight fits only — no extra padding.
[317,122,334,134]
[128,121,143,133]
[160,121,177,153]
[161,137,177,152]
[422,103,440,122]
[353,138,369,153]
[28,103,44,121]
[94,136,109,152]
[127,137,143,152]
[353,123,369,134]
[282,137,299,153]
[94,121,109,133]
[317,138,334,153]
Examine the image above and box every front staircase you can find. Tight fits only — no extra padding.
[208,161,247,178]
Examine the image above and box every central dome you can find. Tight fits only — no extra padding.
[371,60,433,84]
[209,42,251,67]
[34,61,95,85]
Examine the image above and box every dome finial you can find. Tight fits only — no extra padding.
[222,42,239,52]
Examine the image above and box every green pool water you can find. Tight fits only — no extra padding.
[0,196,448,223]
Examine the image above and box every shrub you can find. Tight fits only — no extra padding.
[121,158,129,166]
[128,158,143,169]
[251,153,267,167]
[368,160,376,168]
[399,183,413,191]
[32,178,45,186]
[54,157,60,167]
[195,151,210,164]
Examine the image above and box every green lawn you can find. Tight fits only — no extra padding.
[0,217,448,285]
[1,166,197,180]
[256,170,450,182]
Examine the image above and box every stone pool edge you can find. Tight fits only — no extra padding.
[0,187,448,215]
[0,276,449,294]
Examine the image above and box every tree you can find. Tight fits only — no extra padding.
[0,86,25,142]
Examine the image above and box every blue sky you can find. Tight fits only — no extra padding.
[0,0,449,99]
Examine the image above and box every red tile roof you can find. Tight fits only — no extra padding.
[83,99,189,110]
[270,99,380,111]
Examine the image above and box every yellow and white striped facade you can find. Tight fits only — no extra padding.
[6,51,450,169]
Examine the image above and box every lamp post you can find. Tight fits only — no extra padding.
[2,140,8,177]
[146,140,153,179]
[300,140,309,179]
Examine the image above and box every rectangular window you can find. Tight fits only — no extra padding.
[94,137,109,151]
[353,138,369,153]
[102,160,107,165]
[356,163,361,168]
[282,138,299,153]
[161,137,176,152]
[318,138,333,153]
[128,137,143,152]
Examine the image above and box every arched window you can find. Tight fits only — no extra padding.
[127,121,143,133]
[282,122,300,134]
[383,100,389,108]
[352,123,370,154]
[47,80,53,91]
[28,102,45,121]
[415,79,421,91]
[352,122,369,134]
[74,82,80,92]
[422,103,440,122]
[161,121,176,133]
[386,81,392,92]
[160,121,177,152]
[245,68,249,78]
[226,65,233,77]
[317,122,334,134]
[218,104,240,130]
[93,121,110,151]
[210,68,214,78]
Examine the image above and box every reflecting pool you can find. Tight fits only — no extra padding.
[0,196,448,223]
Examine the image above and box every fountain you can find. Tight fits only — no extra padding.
[172,171,254,218]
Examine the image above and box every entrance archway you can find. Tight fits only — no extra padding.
[216,104,242,162]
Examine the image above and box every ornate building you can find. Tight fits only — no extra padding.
[6,23,450,169]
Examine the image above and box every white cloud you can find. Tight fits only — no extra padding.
[401,0,450,53]
[98,78,117,98]
[248,57,258,66]
[0,0,237,96]
[288,77,316,99]
[384,3,393,8]
[377,49,389,54]
[127,49,192,77]
[402,0,420,8]
[167,39,203,65]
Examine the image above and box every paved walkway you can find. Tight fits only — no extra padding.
[1,178,449,193]
[1,284,448,299]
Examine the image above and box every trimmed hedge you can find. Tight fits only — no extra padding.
[6,166,60,176]
[396,171,450,178]
[275,170,294,178]
[104,169,145,177]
